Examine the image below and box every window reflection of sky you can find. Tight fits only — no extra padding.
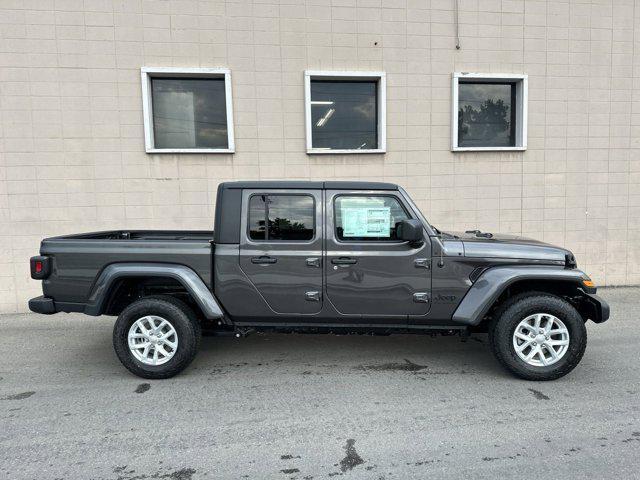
[311,81,377,150]
[152,78,228,149]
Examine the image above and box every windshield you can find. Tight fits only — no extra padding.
[398,187,459,238]
[397,187,436,236]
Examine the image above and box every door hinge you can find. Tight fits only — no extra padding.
[414,258,431,269]
[306,257,321,268]
[413,292,430,303]
[305,291,321,302]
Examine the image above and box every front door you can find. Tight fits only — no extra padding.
[325,190,431,320]
[239,189,323,315]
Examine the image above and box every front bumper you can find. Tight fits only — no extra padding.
[28,295,56,314]
[583,292,610,323]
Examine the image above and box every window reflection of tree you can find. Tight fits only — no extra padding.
[458,98,510,145]
[268,217,312,240]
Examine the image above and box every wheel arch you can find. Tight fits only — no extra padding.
[85,263,224,320]
[452,266,596,327]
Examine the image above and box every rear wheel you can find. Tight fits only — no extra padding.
[113,296,201,379]
[489,293,586,381]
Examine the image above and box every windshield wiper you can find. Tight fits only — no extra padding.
[432,226,458,239]
[465,229,493,239]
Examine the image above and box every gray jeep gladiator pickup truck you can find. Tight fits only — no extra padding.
[29,181,609,380]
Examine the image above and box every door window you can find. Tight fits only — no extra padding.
[334,195,409,241]
[248,194,315,241]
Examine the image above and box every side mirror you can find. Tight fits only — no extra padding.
[397,219,424,246]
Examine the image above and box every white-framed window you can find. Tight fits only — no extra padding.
[304,70,386,154]
[141,67,235,153]
[451,72,527,152]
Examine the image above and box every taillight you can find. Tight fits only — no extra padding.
[30,256,51,279]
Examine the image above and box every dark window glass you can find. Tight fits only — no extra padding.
[335,196,409,242]
[151,78,228,149]
[248,195,267,240]
[249,195,314,241]
[310,80,378,150]
[458,82,516,148]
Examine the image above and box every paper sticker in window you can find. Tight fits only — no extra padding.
[342,207,391,238]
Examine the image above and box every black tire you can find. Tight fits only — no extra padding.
[113,296,202,379]
[488,292,587,381]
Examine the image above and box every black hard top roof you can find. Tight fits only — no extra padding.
[219,181,398,190]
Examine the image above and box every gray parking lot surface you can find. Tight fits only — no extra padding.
[1,287,639,480]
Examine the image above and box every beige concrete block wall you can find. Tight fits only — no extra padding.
[1,0,639,313]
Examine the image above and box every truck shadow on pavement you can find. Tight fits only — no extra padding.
[190,332,505,378]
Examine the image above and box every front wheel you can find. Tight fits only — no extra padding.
[113,296,202,379]
[489,293,587,381]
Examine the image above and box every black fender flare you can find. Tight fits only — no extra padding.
[452,266,595,326]
[84,263,224,319]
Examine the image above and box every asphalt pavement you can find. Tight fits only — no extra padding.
[1,287,639,479]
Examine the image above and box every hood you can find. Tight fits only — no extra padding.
[445,231,573,265]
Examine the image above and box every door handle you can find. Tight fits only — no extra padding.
[305,291,321,302]
[331,257,357,265]
[306,257,321,268]
[251,255,277,264]
[413,292,430,303]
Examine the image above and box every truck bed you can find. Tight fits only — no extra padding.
[50,230,213,241]
[39,230,213,311]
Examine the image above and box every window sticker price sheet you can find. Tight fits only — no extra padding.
[341,206,391,237]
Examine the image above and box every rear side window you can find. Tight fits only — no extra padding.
[248,194,315,241]
[334,195,409,241]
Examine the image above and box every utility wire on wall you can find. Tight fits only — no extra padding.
[454,0,461,49]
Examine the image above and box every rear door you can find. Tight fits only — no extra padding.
[325,190,431,320]
[239,189,323,315]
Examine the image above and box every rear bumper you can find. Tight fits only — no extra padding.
[28,296,56,314]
